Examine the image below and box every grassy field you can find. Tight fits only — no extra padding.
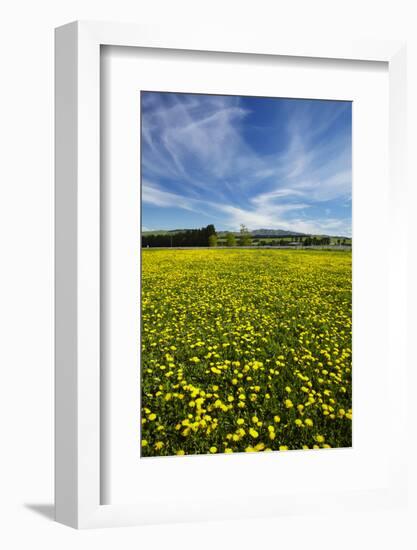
[141,249,352,457]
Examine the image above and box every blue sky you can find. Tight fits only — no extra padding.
[141,92,352,236]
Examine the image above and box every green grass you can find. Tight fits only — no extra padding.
[141,249,352,457]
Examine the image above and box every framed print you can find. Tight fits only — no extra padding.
[55,21,407,528]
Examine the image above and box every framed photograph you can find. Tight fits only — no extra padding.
[139,90,353,458]
[55,21,407,528]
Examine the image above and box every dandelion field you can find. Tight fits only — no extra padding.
[141,249,352,457]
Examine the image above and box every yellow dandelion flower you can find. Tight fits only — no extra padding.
[249,427,259,438]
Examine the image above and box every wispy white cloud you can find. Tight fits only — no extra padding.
[142,180,202,212]
[141,93,352,235]
[143,178,351,236]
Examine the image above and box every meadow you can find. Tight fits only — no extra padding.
[141,249,352,457]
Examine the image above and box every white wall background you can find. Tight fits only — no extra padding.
[0,0,416,548]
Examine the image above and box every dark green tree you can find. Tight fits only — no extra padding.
[141,224,217,248]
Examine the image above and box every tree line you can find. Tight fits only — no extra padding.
[142,224,347,248]
[299,236,331,246]
[142,225,217,247]
[142,224,253,248]
[256,236,331,246]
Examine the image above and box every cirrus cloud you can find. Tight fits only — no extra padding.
[141,92,352,236]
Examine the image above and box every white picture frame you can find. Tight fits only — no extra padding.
[55,20,407,529]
